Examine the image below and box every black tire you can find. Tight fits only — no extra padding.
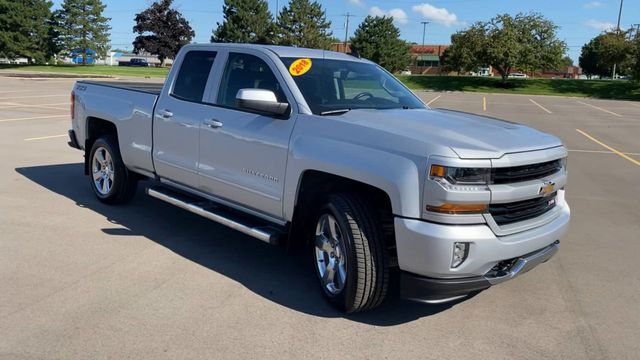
[311,193,389,312]
[88,136,137,204]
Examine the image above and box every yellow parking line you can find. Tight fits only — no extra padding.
[576,101,622,117]
[529,98,552,114]
[0,114,68,123]
[427,95,441,106]
[569,149,640,156]
[576,129,640,167]
[24,134,67,141]
[482,96,487,111]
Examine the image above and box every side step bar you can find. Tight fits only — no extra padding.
[147,187,280,245]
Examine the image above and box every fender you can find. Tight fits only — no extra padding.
[283,136,423,221]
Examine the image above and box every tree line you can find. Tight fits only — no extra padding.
[579,28,640,80]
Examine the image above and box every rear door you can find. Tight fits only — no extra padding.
[153,50,218,188]
[196,50,297,219]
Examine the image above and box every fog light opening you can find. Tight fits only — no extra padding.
[452,242,469,268]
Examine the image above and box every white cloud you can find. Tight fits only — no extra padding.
[412,3,459,27]
[369,6,409,24]
[585,19,615,31]
[583,1,604,9]
[348,0,364,6]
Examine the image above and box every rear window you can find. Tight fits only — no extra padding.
[172,51,217,102]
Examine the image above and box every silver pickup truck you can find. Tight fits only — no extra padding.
[68,43,570,312]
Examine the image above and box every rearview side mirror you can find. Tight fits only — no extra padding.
[235,89,290,117]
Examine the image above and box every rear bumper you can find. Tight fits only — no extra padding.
[401,241,559,303]
[67,129,81,150]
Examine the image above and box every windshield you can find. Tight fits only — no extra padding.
[280,57,425,115]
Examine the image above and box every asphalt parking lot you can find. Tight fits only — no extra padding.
[1,75,639,359]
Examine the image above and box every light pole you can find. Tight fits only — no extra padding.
[421,21,429,46]
[612,0,624,79]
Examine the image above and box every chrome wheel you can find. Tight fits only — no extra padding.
[314,214,347,295]
[92,146,114,195]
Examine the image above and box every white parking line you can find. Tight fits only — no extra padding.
[0,94,68,100]
[427,95,441,106]
[577,101,623,117]
[0,90,34,94]
[24,134,68,141]
[0,102,68,111]
[529,98,552,114]
[0,114,68,123]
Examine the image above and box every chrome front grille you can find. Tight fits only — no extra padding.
[491,159,562,184]
[489,192,557,225]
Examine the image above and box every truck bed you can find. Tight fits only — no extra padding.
[79,80,163,95]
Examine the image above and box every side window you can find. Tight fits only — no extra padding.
[171,51,217,102]
[217,53,287,108]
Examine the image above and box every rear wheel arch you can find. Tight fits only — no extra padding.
[84,117,118,175]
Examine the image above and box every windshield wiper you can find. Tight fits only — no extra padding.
[319,108,351,116]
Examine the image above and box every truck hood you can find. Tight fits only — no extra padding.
[336,108,562,159]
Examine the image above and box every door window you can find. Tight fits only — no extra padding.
[217,53,287,109]
[171,51,217,102]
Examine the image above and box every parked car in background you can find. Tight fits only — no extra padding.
[118,58,150,67]
[509,72,528,78]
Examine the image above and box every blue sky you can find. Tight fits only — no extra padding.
[52,0,639,62]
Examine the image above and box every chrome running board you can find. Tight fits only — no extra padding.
[147,187,279,245]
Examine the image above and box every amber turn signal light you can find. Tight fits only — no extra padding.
[426,203,488,214]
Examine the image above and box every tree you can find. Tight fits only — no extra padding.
[211,0,276,44]
[443,13,567,82]
[440,29,485,74]
[350,16,411,73]
[0,0,53,64]
[632,31,640,81]
[133,0,194,66]
[55,0,111,65]
[276,0,332,49]
[579,31,633,78]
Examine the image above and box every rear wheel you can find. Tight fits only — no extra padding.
[89,136,137,204]
[312,193,389,312]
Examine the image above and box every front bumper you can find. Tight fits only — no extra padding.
[394,200,569,302]
[401,241,559,303]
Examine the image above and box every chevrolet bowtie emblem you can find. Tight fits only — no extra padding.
[539,181,555,196]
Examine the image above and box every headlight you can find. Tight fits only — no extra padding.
[430,165,490,185]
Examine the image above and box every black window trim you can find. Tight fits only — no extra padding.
[169,50,218,104]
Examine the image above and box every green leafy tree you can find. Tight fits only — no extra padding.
[211,0,276,44]
[441,29,485,74]
[350,16,411,72]
[444,13,567,82]
[632,32,640,81]
[133,0,194,66]
[276,0,332,49]
[55,0,111,65]
[580,31,633,78]
[0,0,53,64]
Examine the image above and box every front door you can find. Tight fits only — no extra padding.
[197,51,296,219]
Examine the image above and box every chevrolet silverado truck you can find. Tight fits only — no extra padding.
[68,44,570,312]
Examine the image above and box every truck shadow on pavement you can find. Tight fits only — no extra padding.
[16,163,475,326]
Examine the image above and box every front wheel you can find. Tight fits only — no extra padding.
[88,136,137,204]
[312,194,389,312]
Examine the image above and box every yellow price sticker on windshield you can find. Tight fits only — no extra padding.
[289,58,312,76]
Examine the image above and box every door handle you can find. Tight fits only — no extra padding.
[203,119,223,129]
[157,109,173,118]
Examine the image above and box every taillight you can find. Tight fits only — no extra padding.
[70,91,75,119]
